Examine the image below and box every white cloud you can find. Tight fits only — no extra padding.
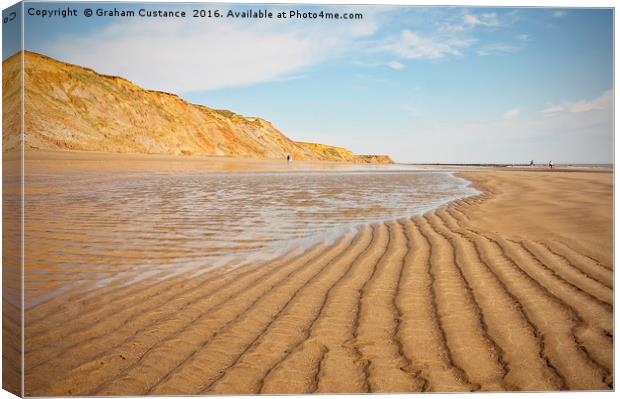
[386,61,405,70]
[44,12,381,92]
[503,107,521,119]
[463,12,500,27]
[541,104,565,116]
[41,8,528,91]
[441,11,503,32]
[353,60,406,70]
[386,11,522,61]
[569,90,613,113]
[273,75,306,83]
[439,23,467,33]
[379,29,475,60]
[541,90,613,116]
[552,10,568,18]
[477,42,523,56]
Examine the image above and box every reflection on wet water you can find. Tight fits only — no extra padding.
[24,169,477,307]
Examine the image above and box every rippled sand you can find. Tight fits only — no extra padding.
[16,153,613,394]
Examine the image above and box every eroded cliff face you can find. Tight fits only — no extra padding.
[3,51,392,164]
[354,155,395,164]
[2,52,22,152]
[295,142,393,164]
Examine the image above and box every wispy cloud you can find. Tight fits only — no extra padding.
[386,61,406,70]
[441,10,510,32]
[274,75,306,83]
[541,90,612,116]
[39,7,545,93]
[569,90,613,112]
[516,34,529,41]
[396,10,524,61]
[463,12,500,27]
[45,9,384,92]
[378,29,476,60]
[541,104,565,116]
[503,107,521,119]
[353,60,406,69]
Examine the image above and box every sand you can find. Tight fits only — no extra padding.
[22,150,383,173]
[22,166,613,395]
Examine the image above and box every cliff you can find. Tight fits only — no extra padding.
[354,155,395,164]
[295,142,393,164]
[2,51,393,164]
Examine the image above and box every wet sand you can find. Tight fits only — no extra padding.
[23,150,389,173]
[20,151,475,308]
[23,167,613,394]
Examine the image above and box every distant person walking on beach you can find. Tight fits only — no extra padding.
[549,160,553,169]
[529,160,534,166]
[286,154,292,165]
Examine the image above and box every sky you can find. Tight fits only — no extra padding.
[5,1,614,163]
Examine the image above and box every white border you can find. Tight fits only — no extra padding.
[0,1,616,399]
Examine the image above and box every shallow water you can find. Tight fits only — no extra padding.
[22,167,478,307]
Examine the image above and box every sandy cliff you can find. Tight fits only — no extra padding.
[296,142,393,164]
[2,51,392,163]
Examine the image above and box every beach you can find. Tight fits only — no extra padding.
[4,6,613,395]
[20,154,613,394]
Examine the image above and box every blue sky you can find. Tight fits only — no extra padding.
[10,2,615,163]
